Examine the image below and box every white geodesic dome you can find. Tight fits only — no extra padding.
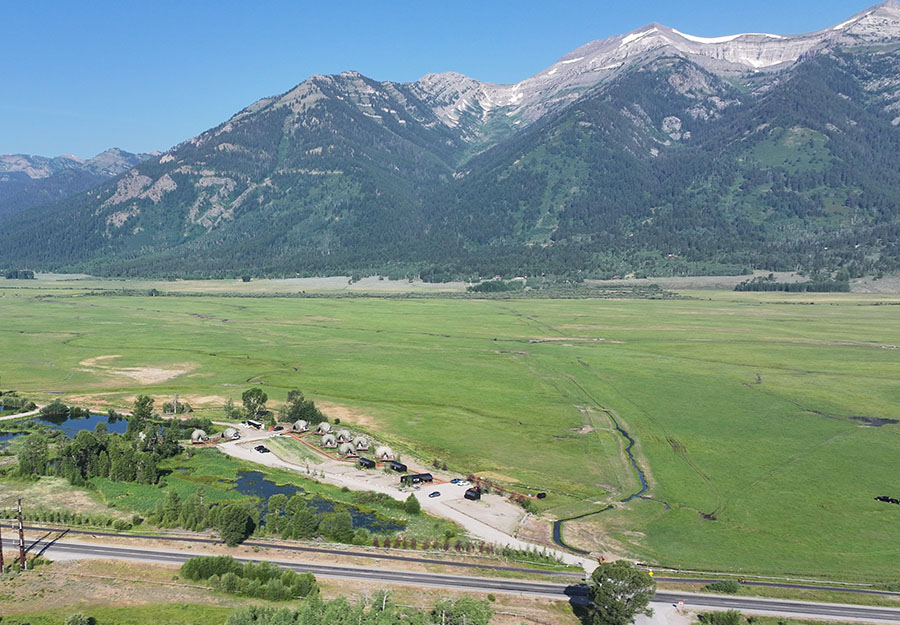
[321,433,337,448]
[190,429,209,443]
[352,435,369,450]
[375,445,394,460]
[336,428,352,442]
[292,419,309,432]
[222,427,239,440]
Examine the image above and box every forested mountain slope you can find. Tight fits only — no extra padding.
[2,2,899,279]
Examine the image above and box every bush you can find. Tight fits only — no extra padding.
[703,580,742,594]
[699,610,744,625]
[404,493,421,515]
[65,615,96,625]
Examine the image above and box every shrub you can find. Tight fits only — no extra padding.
[65,615,96,625]
[699,610,744,625]
[404,493,421,515]
[703,580,742,594]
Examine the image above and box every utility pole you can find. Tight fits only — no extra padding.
[0,514,5,573]
[17,498,25,569]
[173,394,178,414]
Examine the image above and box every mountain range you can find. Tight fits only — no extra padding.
[0,148,156,221]
[2,1,900,280]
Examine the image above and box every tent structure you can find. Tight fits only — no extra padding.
[336,429,353,443]
[190,429,209,444]
[291,420,309,432]
[321,433,338,448]
[375,445,394,460]
[222,427,240,440]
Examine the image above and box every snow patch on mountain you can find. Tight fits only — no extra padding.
[671,29,785,43]
[621,29,658,45]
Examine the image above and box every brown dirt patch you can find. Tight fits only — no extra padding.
[515,515,558,550]
[77,354,195,385]
[316,401,381,429]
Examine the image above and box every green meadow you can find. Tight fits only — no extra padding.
[1,281,898,580]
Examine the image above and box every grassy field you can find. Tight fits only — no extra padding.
[1,282,898,580]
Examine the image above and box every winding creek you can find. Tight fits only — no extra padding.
[551,413,655,554]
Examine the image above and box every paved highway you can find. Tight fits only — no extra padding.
[4,537,900,623]
[10,524,583,578]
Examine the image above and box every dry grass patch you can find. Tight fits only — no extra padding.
[77,354,196,385]
[0,477,129,519]
[317,400,381,429]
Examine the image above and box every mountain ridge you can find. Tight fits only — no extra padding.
[0,148,157,221]
[2,2,900,280]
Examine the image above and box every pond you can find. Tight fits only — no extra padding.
[233,471,404,533]
[0,431,26,444]
[28,412,129,438]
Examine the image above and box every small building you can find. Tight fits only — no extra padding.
[389,460,407,472]
[190,429,209,444]
[375,445,394,461]
[336,428,353,443]
[222,427,240,440]
[320,433,338,448]
[400,472,433,485]
[464,487,481,501]
[338,442,358,458]
[291,420,309,433]
[358,457,376,469]
[316,422,332,435]
[352,435,370,451]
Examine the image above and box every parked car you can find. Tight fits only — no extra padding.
[273,425,284,431]
[428,491,441,498]
[450,478,461,484]
[254,445,270,453]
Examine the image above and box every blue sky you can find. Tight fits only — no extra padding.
[0,0,879,158]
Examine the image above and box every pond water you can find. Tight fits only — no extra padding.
[234,470,305,502]
[28,412,128,438]
[0,431,26,444]
[233,471,404,533]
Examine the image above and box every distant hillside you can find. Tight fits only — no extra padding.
[0,148,155,220]
[1,2,899,280]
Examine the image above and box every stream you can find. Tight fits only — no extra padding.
[551,414,656,554]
